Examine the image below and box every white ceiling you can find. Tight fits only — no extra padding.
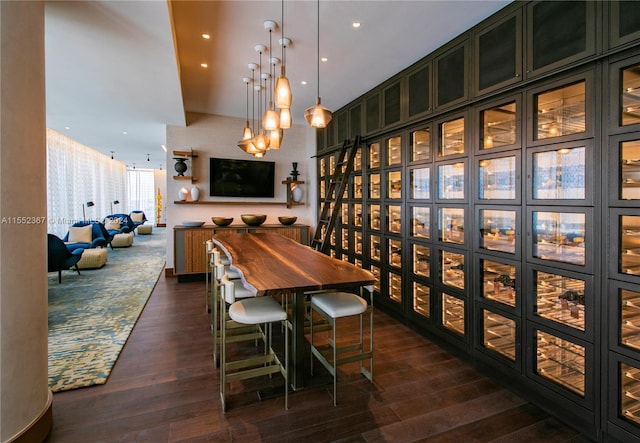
[45,0,511,167]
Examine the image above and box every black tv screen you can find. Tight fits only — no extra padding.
[209,157,275,198]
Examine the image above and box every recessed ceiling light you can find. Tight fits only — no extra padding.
[64,126,70,130]
[202,33,210,39]
[161,144,167,152]
[352,22,361,28]
[201,63,208,68]
[301,80,307,85]
[122,131,128,135]
[321,57,328,62]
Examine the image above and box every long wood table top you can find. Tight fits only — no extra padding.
[212,232,375,296]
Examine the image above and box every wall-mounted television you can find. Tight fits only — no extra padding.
[209,157,275,198]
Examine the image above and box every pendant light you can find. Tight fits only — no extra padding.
[241,76,253,140]
[239,63,264,156]
[274,0,292,110]
[262,21,280,131]
[252,45,270,154]
[304,0,332,128]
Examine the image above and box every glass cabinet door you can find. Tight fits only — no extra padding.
[479,156,516,200]
[480,258,516,307]
[389,272,402,303]
[532,211,586,265]
[413,282,431,318]
[353,147,362,171]
[370,234,381,261]
[369,173,381,199]
[354,204,362,227]
[536,330,585,396]
[388,171,402,199]
[534,81,586,140]
[439,207,465,244]
[483,309,516,361]
[534,270,585,331]
[621,215,640,276]
[439,116,465,156]
[388,238,401,269]
[621,139,640,200]
[354,230,363,255]
[411,128,430,162]
[622,64,640,127]
[387,205,401,234]
[412,207,430,239]
[353,175,363,199]
[341,203,349,224]
[532,146,586,199]
[411,167,430,199]
[369,204,381,231]
[479,209,516,254]
[370,265,381,293]
[481,101,517,150]
[387,136,402,166]
[413,243,430,278]
[442,293,465,335]
[621,288,640,351]
[441,250,465,290]
[621,362,640,425]
[438,162,465,199]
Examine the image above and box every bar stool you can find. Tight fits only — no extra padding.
[220,273,289,412]
[212,258,256,367]
[309,287,373,406]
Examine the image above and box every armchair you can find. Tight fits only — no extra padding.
[62,221,109,252]
[48,233,83,283]
[103,214,135,236]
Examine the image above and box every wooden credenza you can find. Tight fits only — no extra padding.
[173,224,310,276]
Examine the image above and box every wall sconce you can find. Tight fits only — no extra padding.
[111,200,120,214]
[83,201,95,222]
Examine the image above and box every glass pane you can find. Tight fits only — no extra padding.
[479,209,516,254]
[388,238,401,268]
[370,234,381,261]
[388,170,402,199]
[353,147,362,171]
[483,310,516,361]
[388,205,401,234]
[353,175,363,199]
[369,173,381,199]
[622,215,640,275]
[354,231,363,254]
[438,162,465,199]
[369,204,381,231]
[340,230,348,249]
[369,142,381,168]
[536,330,585,396]
[533,147,585,199]
[622,289,640,351]
[441,250,464,290]
[387,136,401,165]
[621,140,640,200]
[442,293,465,335]
[412,128,430,161]
[411,167,430,199]
[371,265,380,292]
[353,204,362,227]
[534,270,585,331]
[412,207,430,239]
[622,64,640,126]
[341,203,348,224]
[621,362,640,425]
[320,158,326,176]
[440,117,465,156]
[535,81,586,140]
[439,207,465,245]
[389,272,401,303]
[481,259,516,307]
[479,156,516,199]
[329,155,336,175]
[413,282,430,318]
[532,211,586,265]
[413,244,430,278]
[481,101,517,149]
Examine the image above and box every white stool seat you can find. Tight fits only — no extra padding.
[311,292,367,318]
[227,278,254,300]
[229,296,288,324]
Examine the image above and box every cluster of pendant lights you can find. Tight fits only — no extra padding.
[237,0,332,157]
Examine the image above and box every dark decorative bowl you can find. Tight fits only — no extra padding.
[241,214,267,226]
[278,216,297,225]
[212,217,233,226]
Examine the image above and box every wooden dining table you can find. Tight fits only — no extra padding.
[212,232,375,390]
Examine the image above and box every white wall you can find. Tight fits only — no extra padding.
[165,112,317,269]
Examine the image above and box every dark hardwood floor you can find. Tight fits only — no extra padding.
[45,275,590,442]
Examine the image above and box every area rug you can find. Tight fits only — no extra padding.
[47,228,166,392]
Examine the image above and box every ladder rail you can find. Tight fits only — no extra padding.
[311,136,361,254]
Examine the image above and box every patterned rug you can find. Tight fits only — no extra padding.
[48,228,166,392]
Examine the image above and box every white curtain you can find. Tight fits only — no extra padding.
[46,129,127,237]
[127,168,156,223]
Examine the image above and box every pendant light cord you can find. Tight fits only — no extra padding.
[316,0,320,99]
